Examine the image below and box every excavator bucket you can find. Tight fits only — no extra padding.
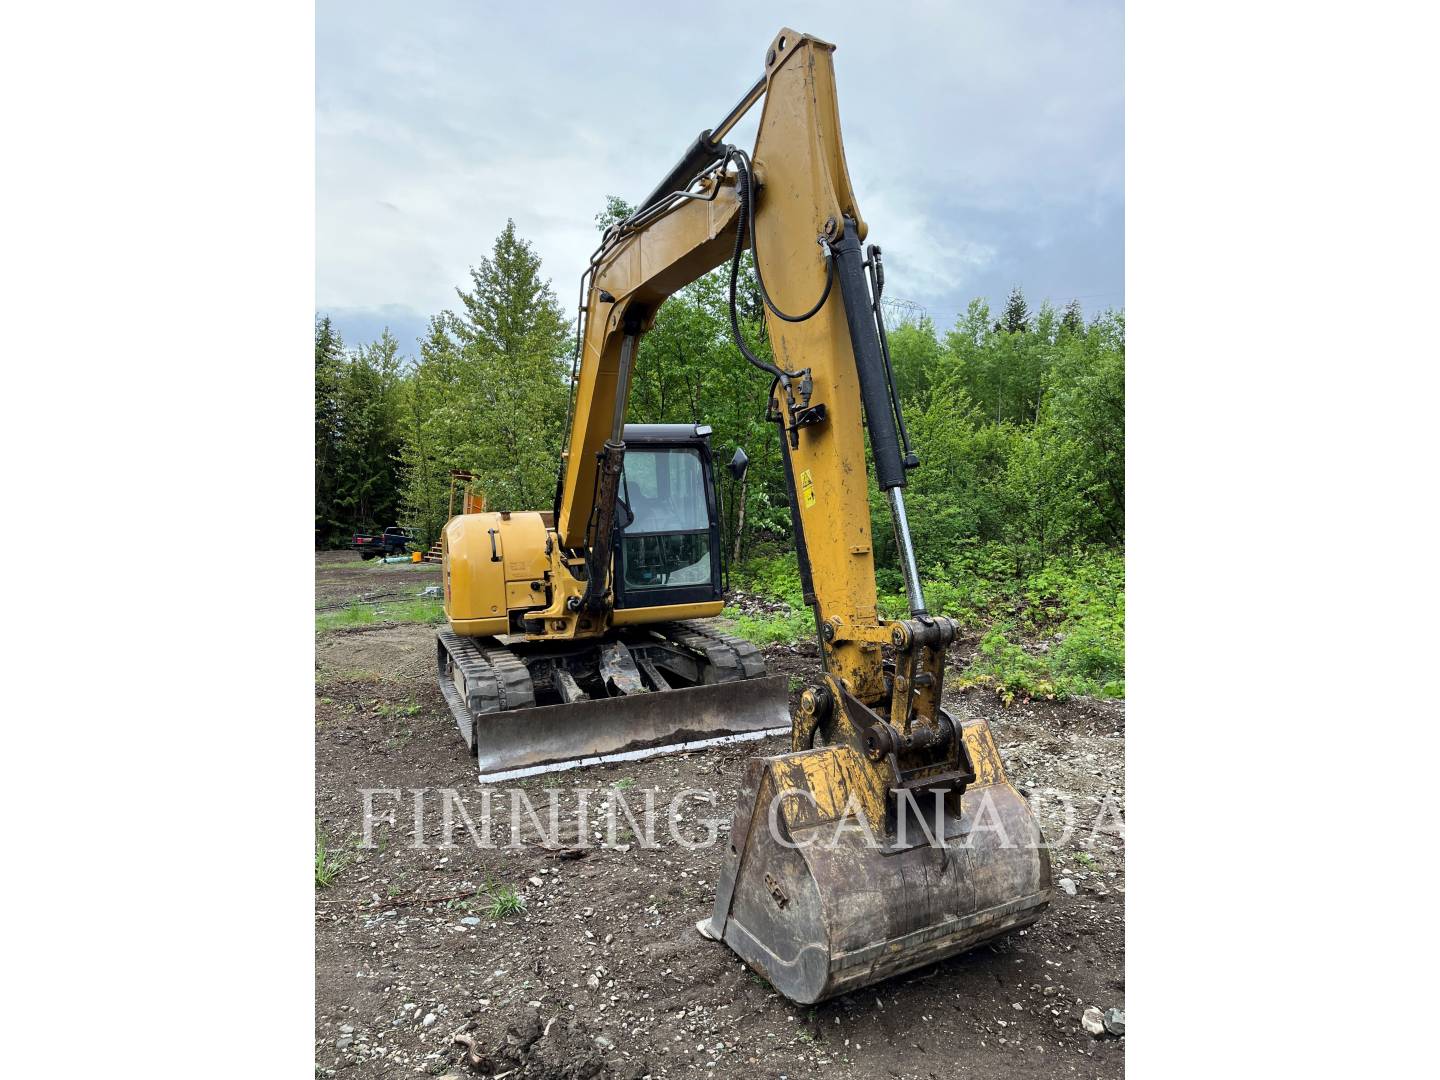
[436,627,790,782]
[699,717,1051,1004]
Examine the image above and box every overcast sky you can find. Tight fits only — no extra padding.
[317,0,1123,354]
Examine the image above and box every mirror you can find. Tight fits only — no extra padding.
[727,446,749,482]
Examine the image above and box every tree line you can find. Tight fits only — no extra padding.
[315,210,1123,579]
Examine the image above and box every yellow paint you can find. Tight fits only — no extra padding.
[794,750,850,820]
[611,601,724,625]
[557,188,746,548]
[766,745,887,835]
[961,720,1006,788]
[504,581,535,610]
[448,615,508,636]
[442,513,508,627]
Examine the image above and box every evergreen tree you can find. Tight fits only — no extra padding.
[397,220,573,534]
[333,329,407,533]
[398,315,464,544]
[314,315,346,545]
[448,221,571,510]
[451,218,570,363]
[1060,299,1084,336]
[1000,286,1031,334]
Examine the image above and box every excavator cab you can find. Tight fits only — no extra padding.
[613,425,724,608]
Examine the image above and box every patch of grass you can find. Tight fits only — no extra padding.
[1050,607,1125,697]
[612,777,636,790]
[315,831,352,889]
[958,548,1125,701]
[484,884,526,919]
[315,666,399,689]
[382,726,414,750]
[315,600,376,631]
[315,597,445,633]
[954,603,1123,702]
[389,597,448,623]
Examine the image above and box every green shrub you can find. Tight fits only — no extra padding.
[954,624,1057,704]
[1050,601,1125,696]
[953,548,1124,701]
[730,551,806,609]
[722,606,813,646]
[729,541,1124,700]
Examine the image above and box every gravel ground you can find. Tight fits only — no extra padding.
[314,551,1125,1078]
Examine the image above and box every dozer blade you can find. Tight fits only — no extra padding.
[450,673,791,783]
[436,628,789,781]
[699,718,1051,1004]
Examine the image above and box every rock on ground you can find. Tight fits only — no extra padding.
[1082,1006,1107,1036]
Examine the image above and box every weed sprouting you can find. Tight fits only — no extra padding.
[314,831,352,888]
[484,885,526,920]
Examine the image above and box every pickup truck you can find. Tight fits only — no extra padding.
[353,527,415,560]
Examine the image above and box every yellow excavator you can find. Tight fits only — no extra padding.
[439,27,1050,1003]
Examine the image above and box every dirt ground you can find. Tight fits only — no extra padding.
[315,551,1125,1078]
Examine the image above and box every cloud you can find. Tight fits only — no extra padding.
[318,0,1123,349]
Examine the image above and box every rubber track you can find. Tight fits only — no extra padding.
[440,619,764,731]
[661,620,769,681]
[437,629,536,718]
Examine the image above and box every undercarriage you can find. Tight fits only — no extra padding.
[436,621,789,781]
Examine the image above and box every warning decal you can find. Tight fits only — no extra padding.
[799,468,816,508]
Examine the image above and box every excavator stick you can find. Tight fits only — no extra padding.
[437,624,790,782]
[699,720,1051,1004]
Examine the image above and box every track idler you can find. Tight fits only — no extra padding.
[699,706,1051,1003]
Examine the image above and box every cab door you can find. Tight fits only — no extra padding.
[613,443,723,609]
